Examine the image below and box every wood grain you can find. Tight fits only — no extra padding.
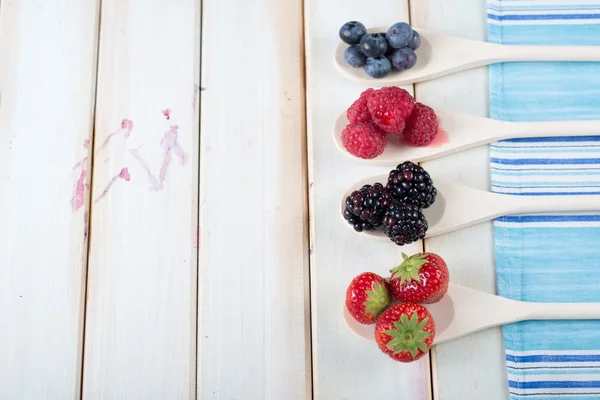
[82,1,200,398]
[411,1,510,399]
[304,1,431,398]
[0,1,100,398]
[197,0,311,398]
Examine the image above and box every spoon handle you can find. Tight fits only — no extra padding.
[499,119,600,141]
[523,301,600,321]
[493,43,600,63]
[510,193,600,214]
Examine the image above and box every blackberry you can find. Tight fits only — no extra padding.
[386,161,437,208]
[343,183,393,232]
[382,203,428,246]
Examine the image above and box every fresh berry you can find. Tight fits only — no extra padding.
[341,123,386,160]
[382,203,428,246]
[391,48,417,71]
[386,22,414,49]
[364,56,392,79]
[347,88,375,124]
[367,87,414,134]
[339,21,367,45]
[385,42,396,59]
[408,30,421,50]
[390,252,449,304]
[359,33,388,58]
[375,303,435,362]
[386,161,437,208]
[403,102,439,146]
[343,183,393,232]
[345,272,391,324]
[344,45,367,67]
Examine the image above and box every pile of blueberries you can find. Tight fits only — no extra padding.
[340,21,421,79]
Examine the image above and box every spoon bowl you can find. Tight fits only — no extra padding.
[341,176,600,240]
[334,109,600,164]
[334,27,600,86]
[344,283,600,345]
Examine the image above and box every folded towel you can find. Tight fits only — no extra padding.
[489,1,600,398]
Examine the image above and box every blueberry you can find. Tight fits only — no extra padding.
[385,42,396,59]
[386,22,414,49]
[391,48,417,71]
[365,56,392,79]
[344,45,366,67]
[408,30,421,50]
[359,33,387,58]
[339,21,367,45]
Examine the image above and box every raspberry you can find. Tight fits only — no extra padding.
[347,88,375,124]
[341,123,386,159]
[367,87,415,135]
[403,102,439,146]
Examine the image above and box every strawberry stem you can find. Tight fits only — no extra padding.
[363,281,391,319]
[390,253,428,284]
[384,312,431,359]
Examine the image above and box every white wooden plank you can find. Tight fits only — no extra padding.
[411,1,510,399]
[82,1,200,398]
[0,1,99,397]
[197,0,311,398]
[304,1,432,398]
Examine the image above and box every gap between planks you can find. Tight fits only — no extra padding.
[78,0,104,397]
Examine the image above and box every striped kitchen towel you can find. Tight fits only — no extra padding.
[489,0,600,398]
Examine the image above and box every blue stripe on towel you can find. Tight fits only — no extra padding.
[509,380,600,388]
[507,355,600,363]
[497,215,600,223]
[489,13,600,21]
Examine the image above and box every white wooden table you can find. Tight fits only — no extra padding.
[0,0,504,398]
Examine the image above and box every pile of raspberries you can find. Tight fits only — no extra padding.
[342,87,439,159]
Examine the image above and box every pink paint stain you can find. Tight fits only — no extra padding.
[95,167,131,203]
[97,119,133,153]
[162,108,171,120]
[70,169,87,211]
[130,125,188,191]
[121,118,134,132]
[130,147,161,190]
[73,119,134,170]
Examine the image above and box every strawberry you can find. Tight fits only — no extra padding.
[345,272,391,324]
[389,252,449,304]
[375,303,435,362]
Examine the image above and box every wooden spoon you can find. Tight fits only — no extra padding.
[344,283,600,345]
[334,27,600,86]
[341,176,600,239]
[333,109,600,164]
